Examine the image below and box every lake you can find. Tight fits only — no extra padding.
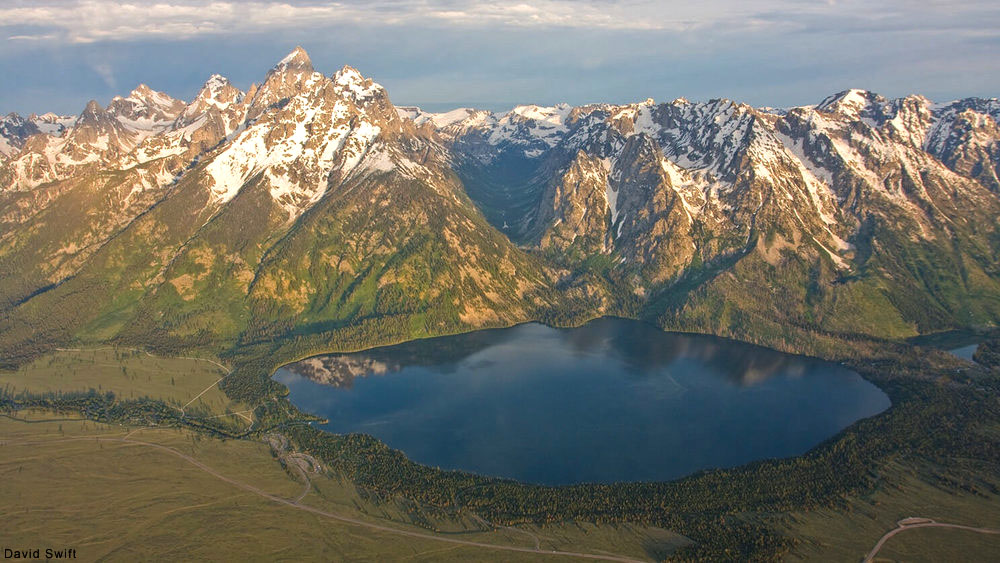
[906,330,987,362]
[274,318,891,485]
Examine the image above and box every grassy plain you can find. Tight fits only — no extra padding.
[0,349,250,426]
[0,412,686,562]
[872,526,1000,562]
[784,460,1000,562]
[3,344,999,561]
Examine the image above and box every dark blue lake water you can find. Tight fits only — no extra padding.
[949,344,979,361]
[906,329,987,362]
[274,318,890,485]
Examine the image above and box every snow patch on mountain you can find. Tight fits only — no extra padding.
[487,103,572,147]
[202,62,392,220]
[817,89,874,119]
[333,66,384,103]
[398,106,481,128]
[32,113,76,136]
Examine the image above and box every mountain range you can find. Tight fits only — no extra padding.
[2,46,998,363]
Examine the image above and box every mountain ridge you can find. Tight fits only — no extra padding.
[1,47,998,364]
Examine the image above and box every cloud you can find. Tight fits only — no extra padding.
[1,1,666,44]
[91,61,116,89]
[0,0,997,116]
[7,33,59,41]
[3,0,996,44]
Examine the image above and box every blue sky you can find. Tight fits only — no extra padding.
[1,0,998,116]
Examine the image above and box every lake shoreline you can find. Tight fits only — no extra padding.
[274,317,891,486]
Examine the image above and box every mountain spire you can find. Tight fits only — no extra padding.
[274,46,313,73]
[246,46,318,119]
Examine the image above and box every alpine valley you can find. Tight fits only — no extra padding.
[2,48,1000,561]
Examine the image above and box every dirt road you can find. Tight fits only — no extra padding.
[863,517,1000,562]
[5,433,648,563]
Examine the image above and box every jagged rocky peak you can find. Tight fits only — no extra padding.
[182,74,245,120]
[276,45,314,73]
[925,103,1000,193]
[944,97,1000,124]
[199,54,411,218]
[507,103,574,133]
[30,112,75,136]
[247,46,321,118]
[397,106,479,128]
[816,88,886,119]
[82,99,103,116]
[330,64,400,126]
[73,98,134,143]
[397,107,498,144]
[598,98,662,137]
[12,98,122,171]
[329,65,408,136]
[64,100,118,149]
[2,112,27,126]
[108,84,186,123]
[78,99,113,128]
[201,74,242,102]
[61,96,145,159]
[470,103,575,155]
[0,112,41,157]
[333,65,381,99]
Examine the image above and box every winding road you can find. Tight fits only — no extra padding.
[863,517,1000,562]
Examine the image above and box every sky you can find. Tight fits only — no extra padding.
[1,0,998,116]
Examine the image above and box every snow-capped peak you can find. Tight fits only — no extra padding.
[29,112,75,136]
[334,65,364,86]
[80,100,105,121]
[186,74,243,114]
[817,89,879,119]
[107,84,186,128]
[398,107,482,128]
[332,65,383,102]
[509,103,572,123]
[245,47,322,119]
[2,112,26,126]
[0,112,40,157]
[121,84,181,109]
[129,83,153,97]
[204,74,229,93]
[275,46,313,71]
[483,103,573,149]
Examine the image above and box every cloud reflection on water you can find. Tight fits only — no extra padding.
[284,318,815,389]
